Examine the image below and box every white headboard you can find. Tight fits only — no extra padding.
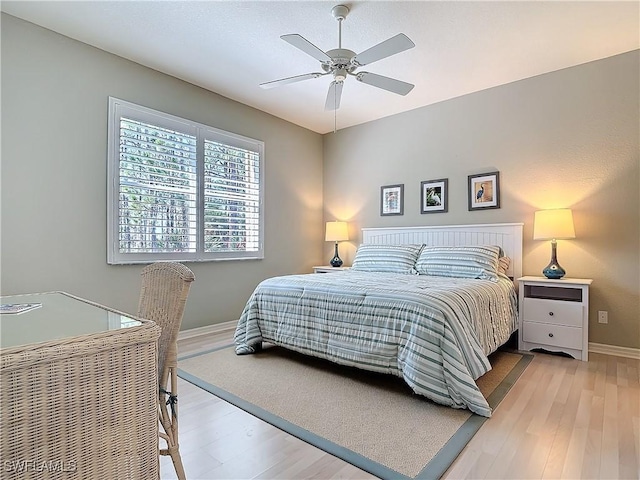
[361,223,523,279]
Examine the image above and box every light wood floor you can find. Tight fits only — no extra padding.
[160,332,640,479]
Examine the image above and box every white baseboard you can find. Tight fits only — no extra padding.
[178,319,237,341]
[589,342,640,360]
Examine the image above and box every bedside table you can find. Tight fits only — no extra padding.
[518,276,592,361]
[313,266,350,274]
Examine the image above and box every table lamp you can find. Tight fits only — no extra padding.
[533,208,575,279]
[325,221,349,267]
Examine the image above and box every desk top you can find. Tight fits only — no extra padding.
[0,291,141,349]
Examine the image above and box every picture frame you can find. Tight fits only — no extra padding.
[468,171,500,210]
[380,184,404,216]
[420,178,448,214]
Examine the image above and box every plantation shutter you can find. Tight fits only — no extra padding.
[118,118,197,254]
[204,139,261,253]
[107,97,264,264]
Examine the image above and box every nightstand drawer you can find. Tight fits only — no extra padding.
[522,321,582,350]
[522,298,583,327]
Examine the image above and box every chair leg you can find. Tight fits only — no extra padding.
[159,440,185,480]
[168,446,186,480]
[159,365,186,480]
[168,366,185,480]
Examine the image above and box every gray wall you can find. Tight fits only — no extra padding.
[1,14,324,330]
[323,50,640,349]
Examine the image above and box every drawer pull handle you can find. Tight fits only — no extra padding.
[548,333,554,338]
[548,312,554,316]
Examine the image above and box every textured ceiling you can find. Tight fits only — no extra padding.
[2,1,638,134]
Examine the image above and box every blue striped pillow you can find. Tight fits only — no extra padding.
[351,244,424,274]
[415,245,501,281]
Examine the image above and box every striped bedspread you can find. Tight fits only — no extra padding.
[234,271,518,417]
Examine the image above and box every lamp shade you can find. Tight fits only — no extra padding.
[325,221,348,242]
[533,209,576,240]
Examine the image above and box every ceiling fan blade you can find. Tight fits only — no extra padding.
[352,33,415,67]
[356,72,414,96]
[259,72,325,89]
[281,34,331,63]
[324,81,344,111]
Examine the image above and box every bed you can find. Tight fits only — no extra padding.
[234,223,523,417]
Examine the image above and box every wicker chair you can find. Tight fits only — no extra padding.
[137,262,195,480]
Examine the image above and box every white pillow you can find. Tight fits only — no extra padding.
[415,245,501,281]
[351,244,423,274]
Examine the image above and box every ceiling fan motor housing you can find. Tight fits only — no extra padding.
[322,48,357,80]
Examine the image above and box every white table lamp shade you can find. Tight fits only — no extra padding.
[533,209,575,240]
[325,221,349,242]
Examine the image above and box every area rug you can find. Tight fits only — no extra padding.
[178,345,531,479]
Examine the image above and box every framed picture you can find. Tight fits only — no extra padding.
[380,184,404,216]
[468,171,500,210]
[420,178,448,214]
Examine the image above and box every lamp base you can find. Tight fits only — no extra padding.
[542,262,566,279]
[542,240,566,279]
[330,242,343,267]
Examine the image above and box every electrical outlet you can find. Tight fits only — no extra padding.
[598,311,608,324]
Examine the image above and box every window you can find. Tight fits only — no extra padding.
[107,97,264,264]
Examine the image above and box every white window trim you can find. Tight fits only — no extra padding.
[107,97,265,264]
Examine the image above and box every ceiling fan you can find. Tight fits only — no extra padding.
[260,4,416,111]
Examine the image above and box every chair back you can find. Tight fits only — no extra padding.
[137,262,195,379]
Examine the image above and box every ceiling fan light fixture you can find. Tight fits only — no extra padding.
[334,68,347,82]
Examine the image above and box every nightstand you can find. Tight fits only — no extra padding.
[313,266,350,274]
[518,276,592,361]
